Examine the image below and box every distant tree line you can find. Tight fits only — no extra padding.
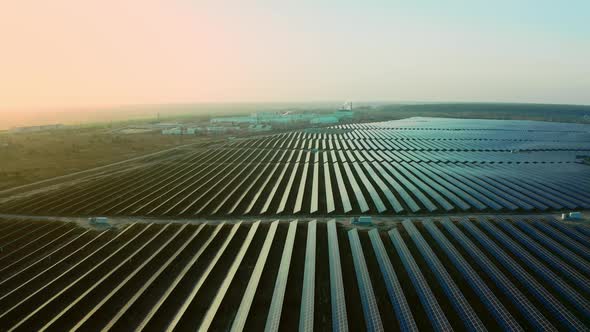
[372,103,590,123]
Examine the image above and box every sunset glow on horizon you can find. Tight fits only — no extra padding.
[1,0,589,121]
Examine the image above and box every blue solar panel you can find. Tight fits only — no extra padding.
[401,165,471,211]
[389,228,452,332]
[427,163,515,211]
[440,218,555,331]
[480,217,590,317]
[332,163,352,213]
[462,218,586,330]
[351,162,386,213]
[422,220,522,331]
[395,163,454,211]
[576,225,590,238]
[310,162,319,214]
[461,165,549,210]
[382,163,436,212]
[361,162,404,213]
[402,221,485,331]
[327,220,348,332]
[517,218,590,277]
[547,218,590,246]
[496,219,590,296]
[532,220,590,262]
[265,220,298,332]
[411,163,487,210]
[299,220,316,332]
[371,163,419,213]
[368,229,418,332]
[293,162,309,213]
[231,221,279,332]
[449,165,534,211]
[348,229,384,331]
[276,163,300,214]
[342,162,369,212]
[259,162,289,214]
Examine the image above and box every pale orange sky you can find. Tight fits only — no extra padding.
[1,0,589,122]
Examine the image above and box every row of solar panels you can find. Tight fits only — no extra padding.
[239,134,590,152]
[2,144,589,217]
[0,216,588,331]
[1,141,589,217]
[230,139,583,163]
[337,119,590,131]
[277,128,589,144]
[330,124,590,142]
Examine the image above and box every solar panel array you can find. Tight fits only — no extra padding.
[0,215,589,331]
[1,117,588,217]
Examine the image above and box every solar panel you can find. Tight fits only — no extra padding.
[395,163,454,211]
[0,229,94,299]
[347,229,384,331]
[411,163,486,210]
[199,221,260,331]
[342,163,369,212]
[103,223,206,331]
[70,224,188,331]
[497,219,590,295]
[402,221,485,331]
[518,218,590,277]
[293,162,310,213]
[460,164,548,210]
[171,148,257,215]
[231,221,279,332]
[244,162,283,214]
[165,222,242,331]
[327,220,348,332]
[389,228,452,332]
[259,163,289,214]
[228,151,279,214]
[367,229,417,332]
[361,162,403,213]
[440,218,555,331]
[353,150,365,162]
[351,162,386,213]
[307,162,319,213]
[371,163,419,213]
[447,164,533,211]
[328,163,351,213]
[546,220,590,245]
[531,220,590,261]
[277,163,300,214]
[427,163,506,211]
[1,223,152,330]
[576,225,590,238]
[382,163,437,212]
[422,220,521,331]
[76,231,183,331]
[298,220,317,332]
[195,160,261,214]
[265,220,298,332]
[323,162,335,214]
[462,218,585,330]
[480,220,590,317]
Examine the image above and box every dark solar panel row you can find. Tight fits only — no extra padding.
[1,216,590,330]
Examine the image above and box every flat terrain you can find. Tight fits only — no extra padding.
[2,117,588,218]
[0,215,588,331]
[0,127,209,191]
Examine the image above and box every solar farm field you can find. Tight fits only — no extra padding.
[1,117,588,218]
[0,215,589,331]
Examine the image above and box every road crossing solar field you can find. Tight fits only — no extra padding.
[0,215,589,331]
[0,117,588,217]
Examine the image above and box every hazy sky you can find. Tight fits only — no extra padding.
[1,0,589,113]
